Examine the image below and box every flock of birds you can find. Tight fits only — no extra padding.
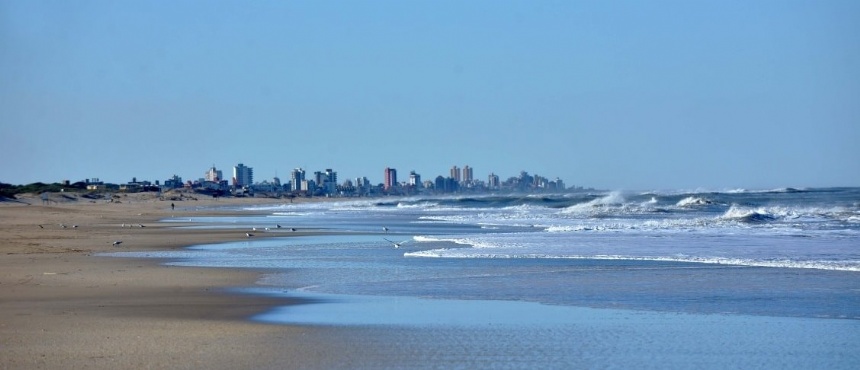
[62,221,411,249]
[245,225,409,248]
[38,222,127,247]
[246,224,297,238]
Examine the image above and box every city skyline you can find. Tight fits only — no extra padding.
[3,161,571,195]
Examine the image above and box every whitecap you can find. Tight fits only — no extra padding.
[676,196,713,207]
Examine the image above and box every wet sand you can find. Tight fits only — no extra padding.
[0,192,358,369]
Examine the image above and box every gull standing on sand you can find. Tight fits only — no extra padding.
[112,241,123,246]
[383,237,410,249]
[246,232,254,238]
[382,226,389,232]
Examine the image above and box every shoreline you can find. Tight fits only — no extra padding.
[0,193,342,369]
[4,192,860,369]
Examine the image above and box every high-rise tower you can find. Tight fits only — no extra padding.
[384,167,397,191]
[233,163,253,187]
[408,171,421,187]
[462,165,473,183]
[205,166,222,182]
[291,168,305,192]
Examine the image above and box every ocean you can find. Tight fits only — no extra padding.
[108,187,860,369]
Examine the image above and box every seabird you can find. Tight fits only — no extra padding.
[138,224,145,228]
[246,233,254,238]
[290,228,296,232]
[38,225,44,229]
[382,226,389,232]
[383,237,410,249]
[112,241,123,246]
[276,224,282,229]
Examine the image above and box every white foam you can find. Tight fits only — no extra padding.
[403,250,860,272]
[396,201,440,209]
[561,191,626,213]
[676,196,714,207]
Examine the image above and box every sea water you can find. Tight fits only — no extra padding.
[108,187,860,368]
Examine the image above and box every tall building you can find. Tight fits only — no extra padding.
[205,166,222,182]
[314,169,338,194]
[233,163,253,187]
[408,171,421,186]
[165,175,183,189]
[291,168,305,192]
[356,176,371,196]
[488,173,500,189]
[384,167,397,191]
[462,165,473,183]
[325,169,337,186]
[450,166,461,182]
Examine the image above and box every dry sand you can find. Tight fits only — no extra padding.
[0,192,370,369]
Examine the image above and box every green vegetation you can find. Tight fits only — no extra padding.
[0,182,87,199]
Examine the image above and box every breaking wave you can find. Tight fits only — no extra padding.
[721,206,779,223]
[404,250,860,272]
[676,196,714,207]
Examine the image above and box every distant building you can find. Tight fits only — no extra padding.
[406,171,421,194]
[446,177,459,193]
[408,171,421,187]
[314,169,337,195]
[301,179,315,193]
[233,163,253,187]
[355,177,371,196]
[450,166,461,182]
[291,168,306,192]
[205,166,222,182]
[384,167,397,191]
[488,173,500,190]
[462,165,473,183]
[121,177,154,192]
[434,176,446,192]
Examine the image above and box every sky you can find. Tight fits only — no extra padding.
[1,0,858,191]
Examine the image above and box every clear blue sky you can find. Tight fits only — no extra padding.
[2,0,858,190]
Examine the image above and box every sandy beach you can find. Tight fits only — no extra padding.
[0,192,352,369]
